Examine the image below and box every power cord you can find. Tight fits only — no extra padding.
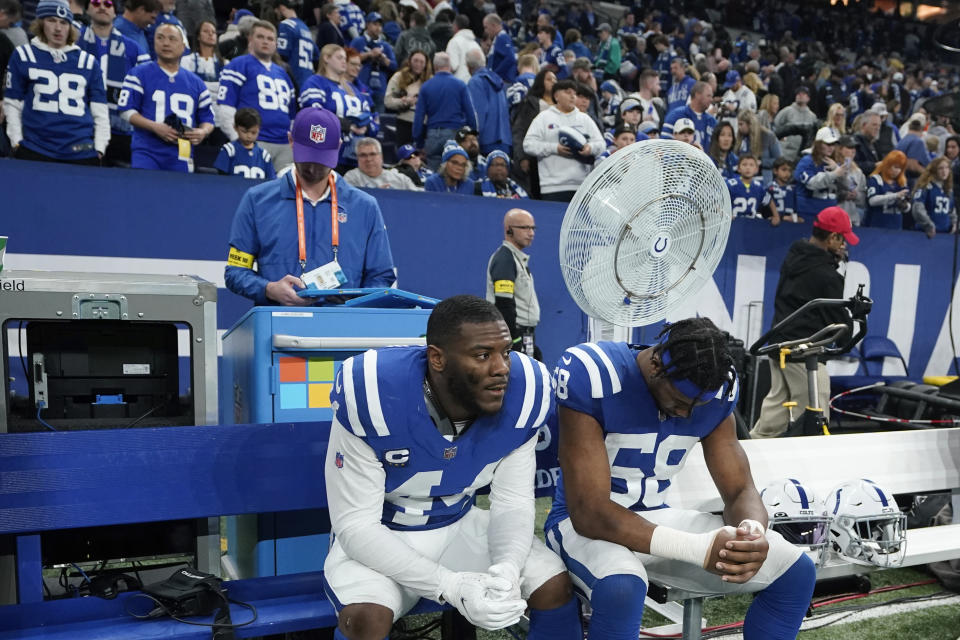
[950,228,959,374]
[36,403,57,432]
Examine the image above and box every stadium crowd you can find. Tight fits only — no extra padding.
[2,0,960,234]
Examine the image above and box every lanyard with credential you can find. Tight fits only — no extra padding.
[295,173,339,275]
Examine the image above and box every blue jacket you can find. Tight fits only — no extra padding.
[412,71,478,147]
[488,30,516,84]
[349,34,397,100]
[424,173,474,195]
[468,68,512,154]
[225,172,397,303]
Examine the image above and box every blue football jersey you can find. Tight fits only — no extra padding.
[77,26,147,136]
[337,0,365,40]
[727,177,771,219]
[217,55,295,144]
[277,17,319,90]
[4,42,107,160]
[865,174,904,229]
[666,75,695,113]
[330,346,552,531]
[913,181,954,232]
[545,342,738,531]
[118,61,214,166]
[767,180,797,216]
[214,140,277,179]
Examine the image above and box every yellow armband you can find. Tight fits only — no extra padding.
[227,247,255,268]
[493,279,515,295]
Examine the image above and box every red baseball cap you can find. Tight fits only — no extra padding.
[813,206,859,245]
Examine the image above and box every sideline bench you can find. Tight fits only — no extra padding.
[0,423,446,639]
[644,427,960,640]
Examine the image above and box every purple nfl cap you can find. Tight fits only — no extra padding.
[291,108,341,168]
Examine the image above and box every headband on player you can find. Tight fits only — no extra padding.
[656,329,725,403]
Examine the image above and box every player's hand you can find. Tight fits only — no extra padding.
[486,563,522,601]
[265,275,310,306]
[184,128,206,145]
[557,143,573,157]
[153,122,179,143]
[439,571,526,630]
[702,526,738,576]
[715,524,769,584]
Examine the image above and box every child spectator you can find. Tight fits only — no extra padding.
[214,108,276,179]
[708,120,738,179]
[865,150,910,229]
[727,153,779,224]
[766,158,801,222]
[912,156,956,238]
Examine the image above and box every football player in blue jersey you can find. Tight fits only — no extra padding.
[275,0,318,91]
[3,0,109,164]
[214,107,276,179]
[728,154,779,224]
[545,318,816,640]
[324,295,582,640]
[118,22,213,171]
[216,20,296,171]
[78,0,147,166]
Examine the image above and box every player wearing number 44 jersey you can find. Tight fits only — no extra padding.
[216,20,296,171]
[324,296,582,640]
[3,0,109,164]
[545,318,816,640]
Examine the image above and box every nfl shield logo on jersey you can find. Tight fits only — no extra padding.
[443,446,457,459]
[335,451,344,468]
[310,124,326,144]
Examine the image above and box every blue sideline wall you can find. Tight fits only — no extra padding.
[2,158,959,384]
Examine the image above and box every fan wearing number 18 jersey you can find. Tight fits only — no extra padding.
[324,296,581,640]
[544,318,815,640]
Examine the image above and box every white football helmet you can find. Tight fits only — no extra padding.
[760,478,831,565]
[825,479,907,567]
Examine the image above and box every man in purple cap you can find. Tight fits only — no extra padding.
[751,206,859,438]
[224,107,397,306]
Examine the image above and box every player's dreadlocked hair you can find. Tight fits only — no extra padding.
[427,295,504,348]
[653,318,735,393]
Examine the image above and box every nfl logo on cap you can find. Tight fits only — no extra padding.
[310,124,326,144]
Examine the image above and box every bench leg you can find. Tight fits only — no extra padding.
[681,597,704,640]
[440,609,477,640]
[15,534,43,604]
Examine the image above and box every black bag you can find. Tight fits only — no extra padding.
[128,567,256,640]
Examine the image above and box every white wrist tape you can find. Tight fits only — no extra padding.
[649,525,734,568]
[738,519,766,536]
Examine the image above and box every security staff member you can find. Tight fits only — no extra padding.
[224,107,397,305]
[486,208,540,358]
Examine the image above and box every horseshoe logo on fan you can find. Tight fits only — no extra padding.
[650,233,671,257]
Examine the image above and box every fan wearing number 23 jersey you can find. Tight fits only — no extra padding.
[727,176,771,219]
[217,54,295,144]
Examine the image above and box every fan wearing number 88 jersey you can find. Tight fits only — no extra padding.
[3,6,109,163]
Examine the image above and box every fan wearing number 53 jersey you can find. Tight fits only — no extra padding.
[544,318,816,640]
[2,0,109,164]
[324,296,581,640]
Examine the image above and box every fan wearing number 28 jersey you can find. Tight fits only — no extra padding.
[323,296,581,640]
[544,318,815,640]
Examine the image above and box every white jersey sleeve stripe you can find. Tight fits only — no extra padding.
[342,357,367,436]
[25,45,36,63]
[533,361,551,427]
[222,142,234,156]
[583,342,622,394]
[14,46,27,62]
[567,346,604,398]
[363,350,390,436]
[513,353,536,429]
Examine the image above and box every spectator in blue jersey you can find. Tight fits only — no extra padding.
[650,34,672,94]
[767,158,801,222]
[506,53,538,116]
[181,20,221,92]
[225,107,396,305]
[119,22,213,171]
[475,150,527,198]
[412,51,478,170]
[728,154,779,224]
[214,107,275,179]
[4,0,109,164]
[593,23,620,81]
[275,0,319,92]
[483,13,515,84]
[334,0,363,41]
[794,127,850,219]
[708,120,738,180]
[662,80,715,149]
[350,11,396,112]
[665,57,694,113]
[384,48,432,147]
[736,109,781,184]
[217,20,296,171]
[466,48,510,156]
[315,2,344,49]
[113,0,157,56]
[144,0,186,59]
[864,150,910,230]
[912,157,956,238]
[424,140,474,194]
[78,0,146,166]
[896,116,930,185]
[536,25,566,80]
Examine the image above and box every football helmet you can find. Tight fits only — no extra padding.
[760,478,831,565]
[825,479,907,567]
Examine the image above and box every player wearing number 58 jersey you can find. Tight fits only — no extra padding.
[216,20,295,171]
[3,0,109,164]
[324,296,582,640]
[118,23,213,172]
[545,319,815,640]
